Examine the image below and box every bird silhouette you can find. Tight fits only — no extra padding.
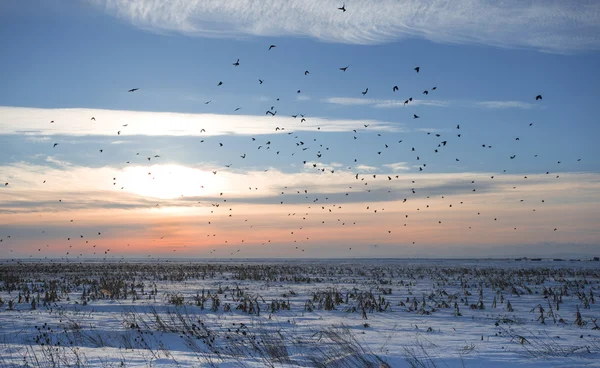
[233,58,240,66]
[338,3,346,12]
[269,45,276,50]
[536,95,542,100]
[362,88,368,95]
[339,65,349,72]
[128,88,139,92]
[393,86,398,92]
[414,67,420,73]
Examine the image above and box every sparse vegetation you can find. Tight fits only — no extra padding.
[0,260,598,366]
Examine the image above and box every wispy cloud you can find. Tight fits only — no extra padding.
[0,106,402,137]
[476,101,536,109]
[325,97,540,110]
[91,0,600,52]
[355,164,378,172]
[382,162,410,172]
[3,160,599,256]
[323,97,449,108]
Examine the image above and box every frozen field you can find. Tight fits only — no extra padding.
[0,259,599,367]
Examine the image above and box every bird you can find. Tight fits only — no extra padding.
[218,81,223,86]
[536,95,542,100]
[91,117,95,121]
[339,65,349,72]
[304,71,310,75]
[128,88,139,92]
[269,45,276,50]
[393,86,398,92]
[413,114,420,119]
[233,58,240,66]
[259,79,263,84]
[414,67,420,73]
[338,3,346,12]
[362,88,368,95]
[205,100,211,105]
[53,143,59,148]
[423,90,428,95]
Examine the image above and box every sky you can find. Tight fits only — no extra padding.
[1,0,599,259]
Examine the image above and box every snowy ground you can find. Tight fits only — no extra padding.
[0,259,599,367]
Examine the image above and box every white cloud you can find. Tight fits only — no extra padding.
[383,162,410,172]
[324,97,448,108]
[325,97,539,110]
[90,0,600,52]
[3,161,599,213]
[355,164,378,172]
[476,101,536,109]
[0,106,402,137]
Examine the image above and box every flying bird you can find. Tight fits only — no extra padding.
[414,67,420,73]
[536,95,542,100]
[362,88,368,95]
[393,86,398,92]
[128,88,139,92]
[339,65,349,72]
[269,45,276,50]
[233,58,240,66]
[338,3,346,12]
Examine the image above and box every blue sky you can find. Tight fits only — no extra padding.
[1,0,599,259]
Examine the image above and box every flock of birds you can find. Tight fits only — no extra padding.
[0,3,582,260]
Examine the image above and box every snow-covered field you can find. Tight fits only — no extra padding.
[0,259,599,367]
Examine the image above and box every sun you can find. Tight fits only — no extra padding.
[119,164,230,200]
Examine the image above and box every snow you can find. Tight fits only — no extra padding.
[0,259,599,367]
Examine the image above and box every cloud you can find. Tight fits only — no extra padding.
[3,160,599,257]
[476,101,536,109]
[90,0,600,52]
[0,106,402,137]
[323,97,448,108]
[383,162,410,172]
[324,97,538,110]
[355,164,378,172]
[3,160,600,213]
